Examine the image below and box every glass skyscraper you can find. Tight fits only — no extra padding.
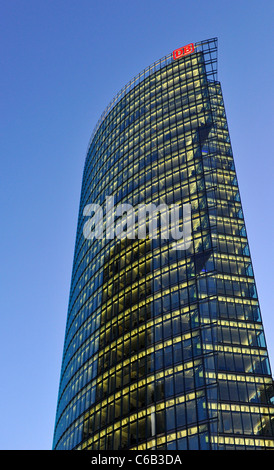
[53,38,274,451]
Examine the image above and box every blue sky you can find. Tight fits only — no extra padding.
[0,0,273,450]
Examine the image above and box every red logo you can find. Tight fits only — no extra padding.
[173,43,195,60]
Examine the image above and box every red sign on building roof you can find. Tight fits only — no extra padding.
[173,43,195,60]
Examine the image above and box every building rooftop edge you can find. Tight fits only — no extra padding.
[86,37,218,156]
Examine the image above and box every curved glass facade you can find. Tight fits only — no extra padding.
[53,38,274,450]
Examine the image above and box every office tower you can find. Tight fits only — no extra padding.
[53,38,274,450]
